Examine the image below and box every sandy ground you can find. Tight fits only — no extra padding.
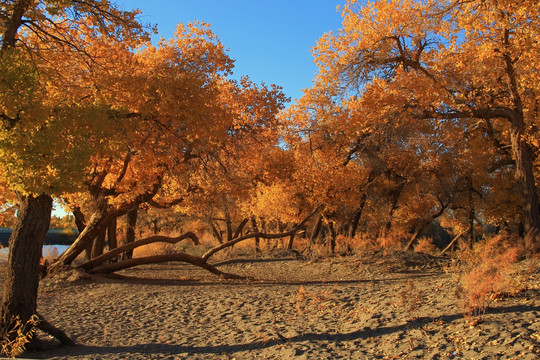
[6,250,540,359]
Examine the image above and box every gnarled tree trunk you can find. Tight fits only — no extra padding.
[0,194,52,338]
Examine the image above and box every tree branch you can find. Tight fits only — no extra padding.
[201,206,322,262]
[79,231,199,270]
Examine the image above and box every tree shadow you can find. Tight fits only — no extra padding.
[31,303,540,359]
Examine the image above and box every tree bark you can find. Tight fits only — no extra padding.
[123,207,138,260]
[233,218,249,239]
[108,217,118,252]
[309,214,323,245]
[287,233,295,249]
[328,221,337,254]
[349,193,367,239]
[0,0,32,51]
[72,206,92,261]
[0,194,52,339]
[51,197,111,268]
[90,227,107,259]
[501,30,539,249]
[211,222,223,244]
[384,180,405,236]
[250,216,261,253]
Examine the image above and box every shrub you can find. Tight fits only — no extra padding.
[452,235,526,322]
[0,315,39,358]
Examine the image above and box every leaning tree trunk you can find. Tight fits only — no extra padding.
[0,194,52,338]
[72,207,92,260]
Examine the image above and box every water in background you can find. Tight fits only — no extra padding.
[0,245,70,261]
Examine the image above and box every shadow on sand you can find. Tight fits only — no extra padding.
[32,303,539,359]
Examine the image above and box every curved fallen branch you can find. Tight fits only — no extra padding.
[88,253,245,279]
[201,206,321,262]
[79,232,199,271]
[36,313,76,346]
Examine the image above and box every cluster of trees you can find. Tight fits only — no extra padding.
[0,0,538,350]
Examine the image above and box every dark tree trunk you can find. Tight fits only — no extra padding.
[501,34,540,250]
[107,217,118,263]
[72,207,87,233]
[384,181,405,236]
[123,207,138,260]
[211,222,223,244]
[287,233,295,249]
[250,216,261,253]
[108,217,117,250]
[91,228,106,259]
[0,194,52,339]
[309,214,323,245]
[72,207,92,260]
[349,193,368,239]
[0,0,32,51]
[52,197,111,268]
[510,128,540,249]
[328,221,337,254]
[233,218,249,239]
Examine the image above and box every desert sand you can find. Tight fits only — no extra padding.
[7,250,540,359]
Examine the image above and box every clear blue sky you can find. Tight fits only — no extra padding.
[117,0,348,103]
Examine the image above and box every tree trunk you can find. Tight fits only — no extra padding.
[72,207,87,233]
[0,0,32,51]
[108,217,117,250]
[90,228,106,259]
[211,222,223,244]
[107,217,118,263]
[123,207,138,260]
[509,129,540,249]
[502,35,540,250]
[72,207,92,260]
[51,197,111,268]
[250,216,261,253]
[287,233,295,249]
[349,193,367,239]
[328,221,337,254]
[0,194,52,339]
[309,214,323,245]
[233,218,249,239]
[384,181,405,236]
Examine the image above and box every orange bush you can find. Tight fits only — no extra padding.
[453,235,526,320]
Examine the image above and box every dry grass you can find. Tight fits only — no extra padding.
[450,235,529,322]
[0,315,39,358]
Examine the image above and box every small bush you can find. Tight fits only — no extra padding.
[0,315,39,357]
[452,235,526,321]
